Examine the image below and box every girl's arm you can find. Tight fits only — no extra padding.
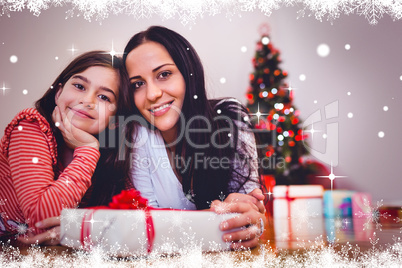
[8,120,99,233]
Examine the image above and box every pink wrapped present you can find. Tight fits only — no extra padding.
[352,192,372,219]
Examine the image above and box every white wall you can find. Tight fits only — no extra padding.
[1,5,401,204]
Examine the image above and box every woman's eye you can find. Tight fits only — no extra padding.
[132,81,145,90]
[159,71,172,79]
[74,84,85,90]
[99,95,111,102]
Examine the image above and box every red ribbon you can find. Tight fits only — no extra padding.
[80,189,155,253]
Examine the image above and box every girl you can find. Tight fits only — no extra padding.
[123,26,266,249]
[0,51,131,243]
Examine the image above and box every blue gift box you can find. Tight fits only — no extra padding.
[323,190,356,217]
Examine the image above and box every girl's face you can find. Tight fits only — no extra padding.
[125,41,186,136]
[55,66,119,135]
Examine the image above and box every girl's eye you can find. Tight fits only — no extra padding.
[74,84,85,91]
[158,71,172,79]
[131,81,145,90]
[98,95,111,102]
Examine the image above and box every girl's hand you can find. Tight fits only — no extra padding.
[52,106,99,150]
[210,190,267,250]
[17,217,61,246]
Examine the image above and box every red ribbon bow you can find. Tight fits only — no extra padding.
[80,189,155,253]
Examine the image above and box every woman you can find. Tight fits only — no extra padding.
[123,26,266,249]
[0,51,131,244]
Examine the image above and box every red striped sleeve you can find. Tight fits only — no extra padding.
[8,119,100,230]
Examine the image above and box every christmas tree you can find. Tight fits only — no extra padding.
[246,25,311,186]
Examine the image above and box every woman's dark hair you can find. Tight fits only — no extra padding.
[35,50,132,206]
[123,26,260,209]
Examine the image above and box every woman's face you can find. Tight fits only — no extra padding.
[125,41,186,136]
[55,66,119,135]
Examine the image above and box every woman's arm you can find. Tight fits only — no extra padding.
[8,120,99,233]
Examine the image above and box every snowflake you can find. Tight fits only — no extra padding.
[354,199,390,231]
[11,222,29,236]
[0,199,6,206]
[349,0,388,25]
[289,201,320,230]
[60,208,82,230]
[163,210,192,233]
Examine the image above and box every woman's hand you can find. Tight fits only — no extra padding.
[52,106,99,150]
[17,217,61,246]
[210,189,267,250]
[222,188,265,214]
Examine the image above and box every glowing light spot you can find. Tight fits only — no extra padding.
[262,91,268,97]
[55,56,59,60]
[108,104,116,112]
[240,46,247,53]
[228,133,232,137]
[217,109,221,114]
[273,114,279,120]
[18,126,23,131]
[345,44,351,50]
[383,106,388,111]
[55,122,60,127]
[10,55,18,63]
[278,141,284,146]
[299,74,306,81]
[22,89,28,95]
[347,112,353,118]
[261,36,270,45]
[220,77,226,84]
[347,92,351,96]
[323,134,327,139]
[274,103,284,110]
[317,44,330,57]
[193,95,198,99]
[378,131,385,138]
[400,75,402,81]
[32,157,39,164]
[277,135,284,141]
[243,116,249,121]
[283,131,289,137]
[271,88,278,94]
[314,100,318,104]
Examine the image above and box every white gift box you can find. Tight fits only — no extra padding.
[273,185,324,219]
[273,185,325,249]
[60,208,237,257]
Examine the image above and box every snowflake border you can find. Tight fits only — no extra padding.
[1,0,402,25]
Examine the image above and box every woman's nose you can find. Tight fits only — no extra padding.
[146,82,163,102]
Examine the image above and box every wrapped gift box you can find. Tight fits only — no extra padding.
[351,192,372,218]
[60,208,237,257]
[323,190,355,218]
[273,185,324,219]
